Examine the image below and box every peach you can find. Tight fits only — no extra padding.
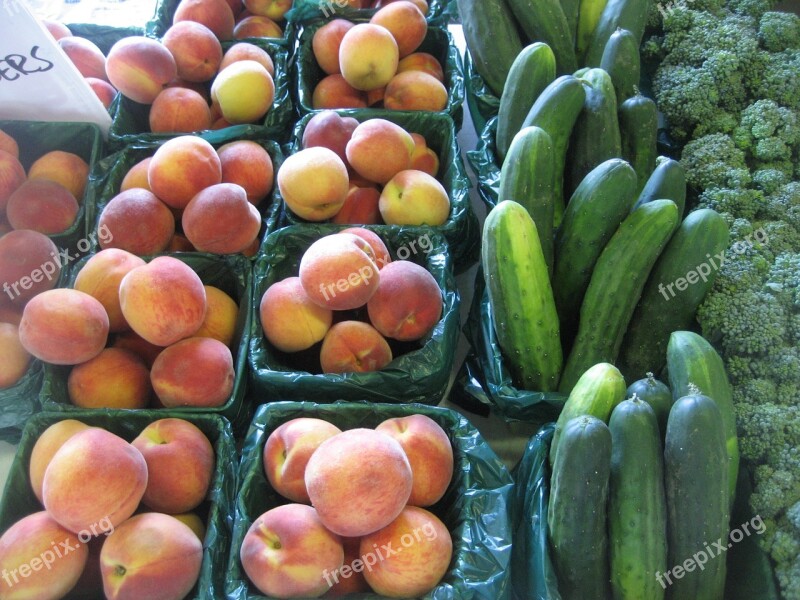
[19,289,109,365]
[166,233,196,252]
[182,183,261,254]
[0,130,19,158]
[194,285,238,347]
[120,157,152,192]
[299,232,380,310]
[263,417,342,503]
[174,0,236,40]
[43,427,147,534]
[410,133,439,176]
[312,19,354,75]
[0,512,88,600]
[68,348,152,409]
[97,188,176,255]
[218,140,274,205]
[149,86,213,133]
[366,85,385,107]
[233,15,283,38]
[397,52,444,81]
[87,76,118,108]
[360,506,452,596]
[226,0,245,17]
[100,513,203,600]
[339,226,391,268]
[147,135,222,209]
[385,70,447,111]
[210,59,274,124]
[370,1,427,58]
[277,147,349,221]
[29,420,92,504]
[260,276,333,353]
[163,21,223,83]
[376,0,428,12]
[380,169,450,226]
[324,536,371,597]
[345,118,414,185]
[0,304,22,325]
[331,186,382,224]
[58,35,107,81]
[6,180,78,234]
[243,0,291,19]
[167,77,212,101]
[339,23,399,91]
[0,230,61,307]
[112,330,164,368]
[150,337,234,408]
[42,18,72,40]
[27,150,90,201]
[219,42,274,76]
[173,513,206,540]
[312,74,368,109]
[301,110,358,167]
[119,257,206,347]
[305,428,412,536]
[240,504,344,598]
[319,320,392,374]
[0,150,26,212]
[132,418,215,514]
[242,237,260,257]
[69,536,104,598]
[74,249,145,332]
[106,36,178,104]
[0,322,29,389]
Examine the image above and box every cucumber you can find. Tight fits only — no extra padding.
[482,200,563,391]
[561,0,580,47]
[498,126,556,273]
[549,361,626,465]
[521,75,586,228]
[666,331,738,507]
[457,0,523,96]
[576,0,609,63]
[506,0,579,75]
[548,415,612,600]
[626,373,672,437]
[633,156,687,217]
[619,94,658,194]
[559,199,679,393]
[553,158,638,345]
[584,0,653,66]
[600,28,640,104]
[566,68,622,199]
[609,397,667,600]
[664,392,730,599]
[619,209,730,382]
[496,43,557,161]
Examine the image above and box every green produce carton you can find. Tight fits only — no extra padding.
[226,400,514,600]
[279,111,479,272]
[0,361,44,444]
[287,0,450,24]
[39,252,254,435]
[0,410,237,600]
[294,20,464,126]
[463,50,500,136]
[464,116,501,209]
[248,225,459,405]
[62,24,144,54]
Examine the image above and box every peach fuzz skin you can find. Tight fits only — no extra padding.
[28,419,92,504]
[260,276,333,353]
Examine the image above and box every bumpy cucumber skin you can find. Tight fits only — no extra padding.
[664,394,730,600]
[482,200,563,392]
[619,95,659,195]
[619,209,730,382]
[626,373,672,436]
[667,331,739,507]
[496,43,557,161]
[521,75,586,228]
[584,0,653,66]
[609,397,667,600]
[499,127,556,274]
[506,0,578,74]
[600,28,641,104]
[633,155,687,217]
[548,415,612,600]
[559,199,679,393]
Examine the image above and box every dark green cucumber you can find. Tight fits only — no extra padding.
[559,199,679,393]
[553,158,638,343]
[482,200,563,391]
[619,209,730,382]
[576,0,609,62]
[619,94,658,195]
[626,373,672,436]
[505,0,578,75]
[584,0,653,66]
[600,28,641,104]
[521,75,586,228]
[666,331,738,507]
[495,42,557,161]
[664,393,730,599]
[498,126,556,273]
[549,361,626,465]
[609,397,667,600]
[566,68,622,199]
[548,415,612,600]
[633,156,687,217]
[457,0,523,96]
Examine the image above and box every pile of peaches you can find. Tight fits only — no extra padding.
[241,412,454,597]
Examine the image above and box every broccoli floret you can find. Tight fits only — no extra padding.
[757,49,800,110]
[733,100,800,173]
[753,168,789,194]
[763,181,800,219]
[653,65,720,141]
[759,11,800,52]
[680,133,751,190]
[697,187,764,221]
[728,0,777,19]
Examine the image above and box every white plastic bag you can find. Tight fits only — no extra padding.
[0,0,112,136]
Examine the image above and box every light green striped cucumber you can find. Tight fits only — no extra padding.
[576,0,609,62]
[633,156,687,217]
[584,0,653,66]
[559,199,679,393]
[498,127,556,274]
[495,42,557,161]
[619,94,658,195]
[619,208,730,382]
[600,28,640,104]
[506,0,578,74]
[482,200,563,391]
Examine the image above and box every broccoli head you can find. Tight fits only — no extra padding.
[680,133,751,191]
[759,11,800,52]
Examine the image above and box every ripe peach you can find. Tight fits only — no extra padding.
[324,536,371,596]
[87,76,118,108]
[397,52,444,81]
[210,59,275,124]
[319,320,393,374]
[345,118,414,185]
[312,74,368,109]
[106,36,178,104]
[263,417,342,503]
[218,140,274,205]
[385,70,447,111]
[243,0,291,20]
[120,157,152,192]
[147,135,222,209]
[112,330,164,368]
[0,131,19,158]
[339,226,391,268]
[42,18,72,40]
[370,1,427,58]
[28,419,92,504]
[312,19,354,75]
[380,169,450,226]
[27,150,90,201]
[6,180,78,235]
[149,86,213,133]
[219,42,274,76]
[182,183,261,254]
[302,111,358,168]
[260,276,333,353]
[97,188,176,255]
[19,289,109,365]
[58,35,107,81]
[174,0,236,40]
[233,15,283,38]
[163,21,223,83]
[376,0,428,12]
[0,322,30,389]
[132,418,215,514]
[166,232,196,252]
[305,428,411,536]
[166,77,212,101]
[68,348,151,409]
[151,337,234,408]
[195,285,238,347]
[339,23,399,91]
[366,85,385,107]
[0,230,60,307]
[331,186,382,224]
[410,133,439,176]
[277,147,349,221]
[0,150,25,213]
[173,513,206,540]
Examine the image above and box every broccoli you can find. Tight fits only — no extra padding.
[759,11,800,52]
[733,99,800,171]
[756,49,800,111]
[680,133,751,190]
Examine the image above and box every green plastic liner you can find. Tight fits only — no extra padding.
[226,400,514,600]
[248,225,459,405]
[463,49,500,136]
[464,116,501,209]
[287,0,450,24]
[0,361,44,444]
[63,24,144,54]
[0,410,237,600]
